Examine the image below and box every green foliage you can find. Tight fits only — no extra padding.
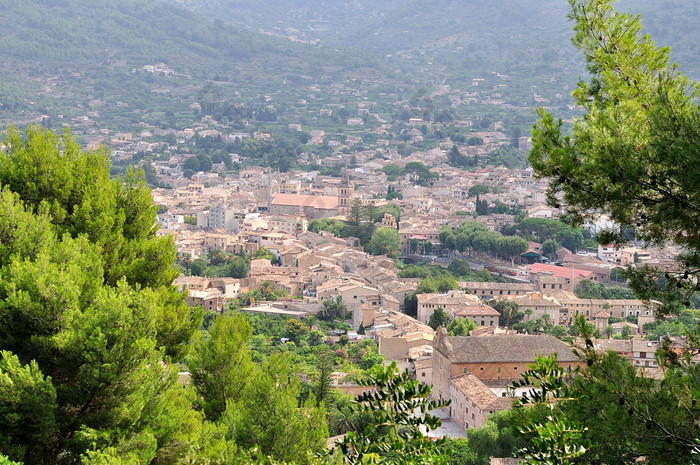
[482,145,529,169]
[381,164,403,178]
[609,266,626,283]
[0,352,56,462]
[0,126,202,463]
[541,238,559,258]
[516,218,583,252]
[446,317,476,336]
[559,317,700,464]
[642,310,700,340]
[371,204,401,224]
[530,0,700,310]
[188,312,254,421]
[1,126,180,291]
[181,249,251,279]
[467,184,489,198]
[309,218,349,237]
[286,318,310,343]
[488,300,525,328]
[447,258,471,277]
[312,345,334,406]
[518,416,588,465]
[359,350,385,371]
[446,410,525,465]
[447,145,470,168]
[574,279,636,300]
[225,353,329,465]
[416,276,460,295]
[428,308,451,330]
[229,282,282,310]
[440,221,527,262]
[334,362,450,464]
[510,354,587,465]
[366,227,401,258]
[402,162,439,186]
[0,456,22,465]
[386,191,403,201]
[253,247,277,262]
[318,296,349,322]
[183,154,213,175]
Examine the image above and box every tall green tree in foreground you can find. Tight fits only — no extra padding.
[530,0,700,312]
[528,1,700,463]
[335,362,449,465]
[0,125,202,464]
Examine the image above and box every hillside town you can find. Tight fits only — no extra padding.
[126,114,690,436]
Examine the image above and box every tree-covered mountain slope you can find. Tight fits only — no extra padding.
[169,0,700,84]
[0,0,401,126]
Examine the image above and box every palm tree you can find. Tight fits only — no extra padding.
[330,406,359,435]
[604,326,614,339]
[318,296,348,322]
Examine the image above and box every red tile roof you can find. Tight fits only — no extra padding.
[272,193,338,210]
[528,263,593,279]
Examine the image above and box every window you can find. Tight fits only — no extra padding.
[464,368,467,373]
[498,367,501,374]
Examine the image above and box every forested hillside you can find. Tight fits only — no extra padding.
[170,0,700,85]
[0,0,397,126]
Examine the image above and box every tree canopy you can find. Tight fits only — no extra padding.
[366,227,401,258]
[523,0,700,462]
[530,0,700,308]
[0,125,202,463]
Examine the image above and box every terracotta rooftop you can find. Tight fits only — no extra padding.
[453,305,500,317]
[529,263,593,279]
[591,339,632,354]
[459,281,537,291]
[416,290,481,306]
[450,374,513,411]
[272,193,339,210]
[435,329,578,364]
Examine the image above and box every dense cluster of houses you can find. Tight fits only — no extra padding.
[140,124,686,436]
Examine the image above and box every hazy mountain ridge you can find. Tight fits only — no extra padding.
[168,0,700,82]
[0,0,401,125]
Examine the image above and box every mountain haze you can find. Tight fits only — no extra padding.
[0,0,401,126]
[168,0,700,81]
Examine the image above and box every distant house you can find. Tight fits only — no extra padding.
[449,374,512,430]
[270,193,339,219]
[459,281,537,299]
[527,204,554,219]
[500,291,562,325]
[632,339,660,368]
[433,329,582,433]
[416,290,482,325]
[432,329,581,404]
